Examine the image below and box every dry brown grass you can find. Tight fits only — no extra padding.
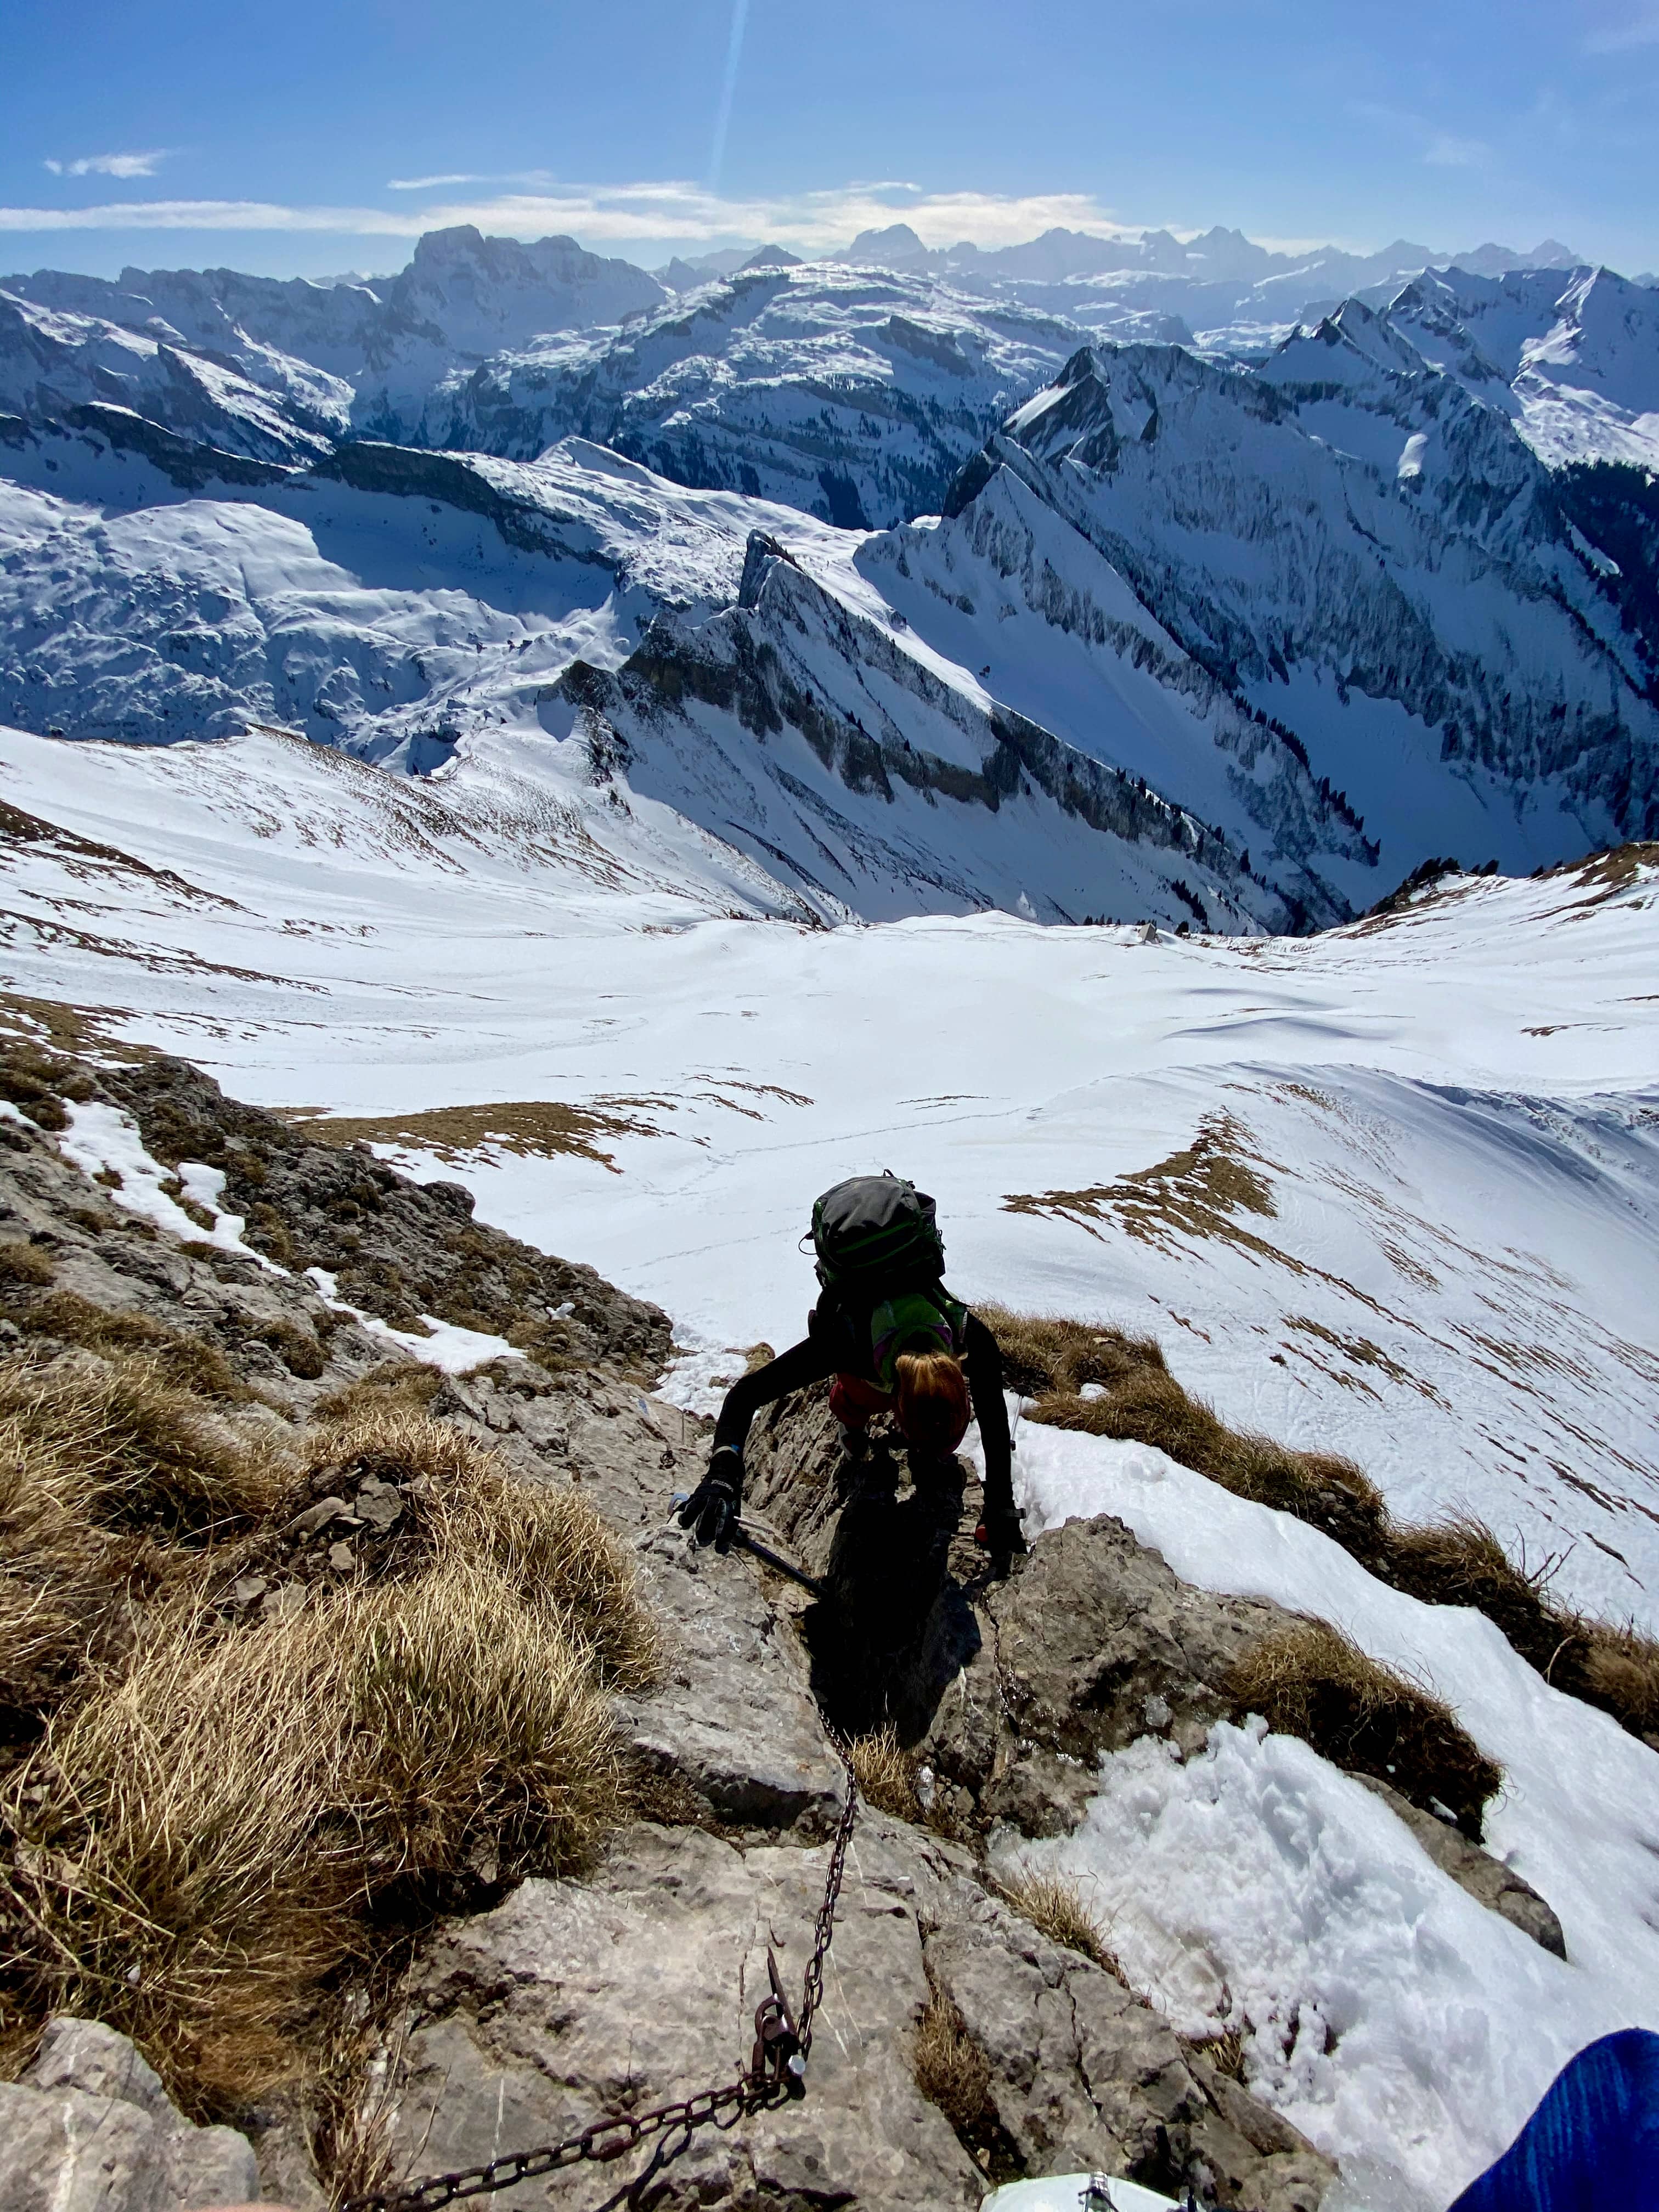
[848,1726,919,1818]
[986,1304,1659,1750]
[1031,1374,1388,1555]
[313,1361,444,1425]
[1383,1514,1555,1645]
[0,1394,146,1718]
[0,1356,281,1543]
[18,1291,255,1404]
[0,1041,94,1131]
[1579,1630,1659,1740]
[0,1242,54,1289]
[284,1098,659,1172]
[304,2011,405,2212]
[1191,2027,1247,2081]
[0,1362,656,2118]
[985,1305,1386,1555]
[252,1318,327,1380]
[997,1867,1120,1975]
[344,1559,625,1879]
[912,1987,994,2137]
[290,1410,657,1686]
[1228,1620,1501,1837]
[975,1304,1166,1401]
[10,1592,357,2102]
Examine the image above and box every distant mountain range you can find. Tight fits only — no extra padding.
[1,217,1656,933]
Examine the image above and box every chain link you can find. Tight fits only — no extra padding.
[342,1733,860,2212]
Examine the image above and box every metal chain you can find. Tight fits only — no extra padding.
[342,1733,860,2212]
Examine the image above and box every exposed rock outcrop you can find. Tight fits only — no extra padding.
[1,2017,257,2212]
[0,1035,1546,2212]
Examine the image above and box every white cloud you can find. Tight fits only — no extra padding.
[42,149,174,179]
[1424,133,1493,169]
[0,179,1153,251]
[387,170,558,191]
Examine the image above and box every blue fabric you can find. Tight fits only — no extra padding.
[1448,2030,1659,2212]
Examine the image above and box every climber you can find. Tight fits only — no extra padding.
[678,1172,1027,1569]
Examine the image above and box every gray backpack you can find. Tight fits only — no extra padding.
[810,1173,945,1293]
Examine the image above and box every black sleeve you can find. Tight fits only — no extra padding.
[963,1312,1014,1514]
[711,1334,838,1459]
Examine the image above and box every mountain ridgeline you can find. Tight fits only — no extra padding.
[2,221,1657,930]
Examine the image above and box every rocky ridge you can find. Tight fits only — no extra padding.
[0,1036,1568,2211]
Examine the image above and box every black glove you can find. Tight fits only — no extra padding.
[678,1446,742,1553]
[975,1503,1028,1569]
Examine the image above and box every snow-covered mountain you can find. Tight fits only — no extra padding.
[377,262,1082,528]
[807,221,1588,358]
[3,220,1659,925]
[0,438,1307,929]
[872,325,1659,878]
[1383,263,1659,471]
[0,284,349,466]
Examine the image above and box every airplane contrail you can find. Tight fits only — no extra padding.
[707,0,751,192]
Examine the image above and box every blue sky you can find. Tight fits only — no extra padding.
[5,0,1657,280]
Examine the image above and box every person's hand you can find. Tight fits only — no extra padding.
[678,1446,742,1551]
[975,1503,1028,1570]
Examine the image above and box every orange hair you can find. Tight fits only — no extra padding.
[893,1347,971,1453]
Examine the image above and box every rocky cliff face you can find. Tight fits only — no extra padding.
[550,532,1306,929]
[889,332,1659,873]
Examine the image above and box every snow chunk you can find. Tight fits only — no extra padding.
[302,1266,523,1374]
[656,1338,754,1419]
[59,1101,282,1271]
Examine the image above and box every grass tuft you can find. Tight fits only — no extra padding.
[0,1242,54,1289]
[912,1987,995,2138]
[1579,1631,1659,1739]
[848,1727,919,1819]
[997,1866,1121,1975]
[1228,1619,1500,1837]
[18,1291,255,1403]
[0,1355,282,1542]
[314,1361,443,1425]
[342,1558,624,1879]
[0,1359,655,2118]
[975,1302,1166,1401]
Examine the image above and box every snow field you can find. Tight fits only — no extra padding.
[993,1423,1659,2211]
[2,720,1655,1625]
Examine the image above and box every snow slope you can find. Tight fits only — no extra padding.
[0,718,1652,1634]
[1007,1425,1659,2212]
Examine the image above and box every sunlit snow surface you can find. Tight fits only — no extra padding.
[3,719,1655,1622]
[2,716,1657,2204]
[1000,1425,1659,2210]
